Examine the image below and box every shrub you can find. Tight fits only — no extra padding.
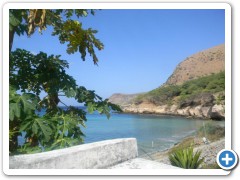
[197,121,225,141]
[169,147,204,169]
[134,71,225,106]
[215,93,225,105]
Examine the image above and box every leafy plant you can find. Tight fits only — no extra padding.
[9,9,103,64]
[169,147,204,169]
[9,9,122,154]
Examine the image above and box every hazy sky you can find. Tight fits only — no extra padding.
[12,9,225,105]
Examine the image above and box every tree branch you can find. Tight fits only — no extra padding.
[59,100,69,108]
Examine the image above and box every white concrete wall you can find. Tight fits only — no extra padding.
[9,138,138,169]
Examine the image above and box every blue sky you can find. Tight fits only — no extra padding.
[12,9,225,105]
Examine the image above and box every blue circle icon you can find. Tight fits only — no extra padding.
[217,149,238,170]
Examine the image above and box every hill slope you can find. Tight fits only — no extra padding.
[127,71,225,120]
[108,44,225,120]
[165,44,225,85]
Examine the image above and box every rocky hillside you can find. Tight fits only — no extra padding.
[166,44,225,85]
[123,92,225,120]
[108,93,140,107]
[108,44,225,120]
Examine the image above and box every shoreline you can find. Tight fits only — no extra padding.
[116,111,225,121]
[145,136,225,168]
[117,100,225,121]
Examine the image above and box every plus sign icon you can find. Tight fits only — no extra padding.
[217,149,238,170]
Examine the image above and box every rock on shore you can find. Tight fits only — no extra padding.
[122,103,224,120]
[109,91,225,120]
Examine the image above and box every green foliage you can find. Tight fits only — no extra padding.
[9,86,39,121]
[54,20,103,64]
[135,85,181,105]
[179,72,225,98]
[9,9,102,64]
[10,49,75,96]
[135,71,225,106]
[20,117,53,143]
[197,121,225,141]
[9,86,40,151]
[9,49,121,154]
[9,10,28,35]
[17,143,43,155]
[169,147,204,169]
[215,92,225,105]
[9,9,122,154]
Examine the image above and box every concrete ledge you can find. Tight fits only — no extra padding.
[9,138,138,169]
[108,158,181,169]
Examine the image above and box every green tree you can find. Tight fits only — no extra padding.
[9,9,121,154]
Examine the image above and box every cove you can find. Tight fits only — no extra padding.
[82,113,224,156]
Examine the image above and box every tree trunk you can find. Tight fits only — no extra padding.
[9,134,18,153]
[9,30,15,52]
[9,120,20,153]
[48,93,60,110]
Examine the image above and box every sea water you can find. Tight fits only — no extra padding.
[19,108,224,156]
[82,112,224,156]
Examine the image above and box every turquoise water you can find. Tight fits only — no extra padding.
[20,109,224,155]
[82,113,215,155]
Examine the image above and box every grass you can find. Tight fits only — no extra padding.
[168,136,195,155]
[197,121,225,141]
[168,121,224,154]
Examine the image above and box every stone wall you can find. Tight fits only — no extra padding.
[9,138,138,169]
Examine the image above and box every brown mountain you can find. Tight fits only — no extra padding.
[165,44,225,85]
[108,93,141,107]
[109,44,225,106]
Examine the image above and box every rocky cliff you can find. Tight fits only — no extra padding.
[108,44,225,120]
[121,93,225,120]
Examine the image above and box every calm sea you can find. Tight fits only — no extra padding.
[19,107,224,156]
[82,112,224,155]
